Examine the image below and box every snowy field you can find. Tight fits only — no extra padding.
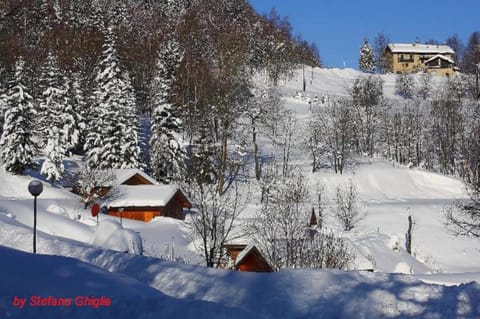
[1,67,480,318]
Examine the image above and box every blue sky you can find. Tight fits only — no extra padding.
[248,0,480,68]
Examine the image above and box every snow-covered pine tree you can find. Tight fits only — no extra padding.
[85,27,141,170]
[150,38,184,183]
[359,38,375,73]
[395,73,415,99]
[38,51,80,154]
[66,72,87,153]
[119,71,142,169]
[41,127,64,183]
[0,70,7,136]
[0,58,38,174]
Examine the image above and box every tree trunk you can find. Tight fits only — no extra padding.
[252,118,261,180]
[405,215,413,255]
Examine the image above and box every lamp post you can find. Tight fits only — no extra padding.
[28,180,43,254]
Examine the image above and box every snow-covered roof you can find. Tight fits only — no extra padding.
[112,169,158,186]
[425,54,455,64]
[234,244,255,266]
[106,185,185,208]
[387,43,454,55]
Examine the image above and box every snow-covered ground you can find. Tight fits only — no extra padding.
[1,67,479,318]
[1,212,479,318]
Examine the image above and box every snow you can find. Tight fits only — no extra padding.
[1,67,480,318]
[111,168,158,186]
[387,43,455,54]
[1,215,480,318]
[278,66,446,101]
[425,54,455,64]
[234,244,254,266]
[105,184,178,208]
[0,245,253,319]
[90,219,142,254]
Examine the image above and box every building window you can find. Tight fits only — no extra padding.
[398,54,414,63]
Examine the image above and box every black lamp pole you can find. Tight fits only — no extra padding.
[28,181,43,254]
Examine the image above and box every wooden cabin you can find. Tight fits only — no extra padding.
[224,244,274,272]
[73,168,160,204]
[106,185,192,222]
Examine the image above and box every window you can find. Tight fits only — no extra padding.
[398,54,414,63]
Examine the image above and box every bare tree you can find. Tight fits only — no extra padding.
[267,110,299,178]
[72,164,116,208]
[405,214,414,255]
[306,98,353,174]
[445,185,480,238]
[245,86,281,180]
[252,166,310,270]
[351,75,384,157]
[374,33,390,74]
[188,181,246,267]
[313,181,326,229]
[300,230,354,269]
[334,180,364,231]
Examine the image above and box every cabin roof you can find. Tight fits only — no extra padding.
[112,169,158,186]
[234,245,256,266]
[235,245,274,271]
[105,185,191,208]
[387,43,454,55]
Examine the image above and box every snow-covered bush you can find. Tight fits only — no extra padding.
[300,230,354,270]
[90,220,143,255]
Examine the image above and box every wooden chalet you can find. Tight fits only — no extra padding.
[224,244,274,273]
[82,169,192,222]
[77,168,159,200]
[106,184,191,222]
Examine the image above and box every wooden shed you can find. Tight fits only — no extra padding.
[106,185,192,222]
[224,244,274,273]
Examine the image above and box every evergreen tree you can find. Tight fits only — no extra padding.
[41,127,64,183]
[150,38,184,183]
[67,72,87,153]
[85,27,140,170]
[38,51,80,154]
[119,71,142,169]
[395,73,415,99]
[0,58,37,174]
[359,38,375,73]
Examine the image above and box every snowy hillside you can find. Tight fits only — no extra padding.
[1,67,480,318]
[277,67,446,100]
